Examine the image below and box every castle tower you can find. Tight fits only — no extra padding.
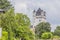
[32,8,46,32]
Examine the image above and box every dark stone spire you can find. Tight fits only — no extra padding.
[36,8,42,16]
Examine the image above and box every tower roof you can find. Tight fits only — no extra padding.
[36,8,43,16]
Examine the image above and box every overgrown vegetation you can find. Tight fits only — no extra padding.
[0,0,60,40]
[0,8,34,40]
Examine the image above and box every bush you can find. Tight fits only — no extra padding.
[1,31,8,40]
[41,32,53,39]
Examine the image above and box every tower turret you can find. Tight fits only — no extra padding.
[33,8,46,27]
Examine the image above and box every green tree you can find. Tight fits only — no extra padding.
[0,0,12,11]
[54,26,60,36]
[1,11,34,40]
[15,13,30,27]
[35,22,51,38]
[14,13,34,40]
[1,8,15,40]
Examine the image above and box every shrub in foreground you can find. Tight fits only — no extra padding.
[41,32,53,39]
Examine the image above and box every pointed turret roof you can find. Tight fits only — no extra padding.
[36,8,42,16]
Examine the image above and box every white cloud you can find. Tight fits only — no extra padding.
[14,2,27,14]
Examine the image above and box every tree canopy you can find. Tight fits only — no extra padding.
[54,26,60,36]
[0,0,12,11]
[35,22,51,38]
[0,8,34,40]
[15,13,30,27]
[14,13,34,40]
[0,0,34,40]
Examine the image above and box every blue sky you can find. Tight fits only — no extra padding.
[11,0,60,31]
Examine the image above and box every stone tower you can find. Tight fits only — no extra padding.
[32,8,46,32]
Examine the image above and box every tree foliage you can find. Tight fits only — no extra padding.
[2,31,8,40]
[41,32,53,39]
[1,8,15,40]
[15,13,30,27]
[14,13,34,40]
[0,8,14,32]
[54,26,60,36]
[0,0,34,40]
[35,22,51,38]
[0,9,34,40]
[0,0,12,11]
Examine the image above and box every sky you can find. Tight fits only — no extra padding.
[11,0,60,31]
